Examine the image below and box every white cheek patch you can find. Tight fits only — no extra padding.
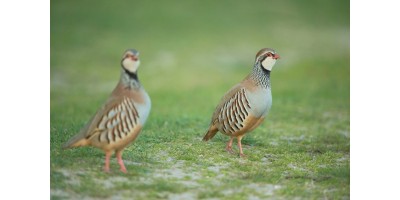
[123,59,140,73]
[261,57,276,71]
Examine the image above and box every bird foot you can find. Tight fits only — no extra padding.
[120,167,127,173]
[103,167,111,173]
[225,147,235,154]
[239,153,247,158]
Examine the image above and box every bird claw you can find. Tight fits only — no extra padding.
[226,147,235,154]
[120,167,127,173]
[103,167,111,173]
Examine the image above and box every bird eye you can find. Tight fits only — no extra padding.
[125,54,138,61]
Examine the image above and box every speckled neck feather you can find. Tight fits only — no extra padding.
[249,62,271,88]
[120,69,141,89]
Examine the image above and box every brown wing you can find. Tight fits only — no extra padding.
[85,96,140,145]
[211,84,252,135]
[63,95,141,149]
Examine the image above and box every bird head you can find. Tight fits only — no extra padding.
[255,48,280,71]
[121,49,140,73]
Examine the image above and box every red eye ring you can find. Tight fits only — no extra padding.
[126,54,138,61]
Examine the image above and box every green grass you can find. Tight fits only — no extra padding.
[51,0,349,199]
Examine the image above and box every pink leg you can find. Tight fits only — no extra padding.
[226,137,234,154]
[237,136,246,158]
[104,151,112,172]
[116,150,127,173]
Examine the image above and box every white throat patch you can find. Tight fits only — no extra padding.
[261,57,276,71]
[122,59,140,73]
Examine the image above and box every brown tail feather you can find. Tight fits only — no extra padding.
[203,126,218,141]
[62,134,89,149]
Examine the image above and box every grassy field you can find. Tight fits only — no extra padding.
[51,0,349,199]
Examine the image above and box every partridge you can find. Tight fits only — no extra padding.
[63,49,151,173]
[203,48,280,157]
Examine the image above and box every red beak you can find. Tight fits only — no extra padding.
[273,54,280,59]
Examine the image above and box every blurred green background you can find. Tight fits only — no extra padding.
[51,0,349,199]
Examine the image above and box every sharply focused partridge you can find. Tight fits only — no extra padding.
[63,49,151,173]
[203,48,280,157]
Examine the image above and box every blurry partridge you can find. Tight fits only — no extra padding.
[203,48,280,157]
[63,49,151,173]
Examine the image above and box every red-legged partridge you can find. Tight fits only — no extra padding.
[203,48,280,157]
[63,49,151,173]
